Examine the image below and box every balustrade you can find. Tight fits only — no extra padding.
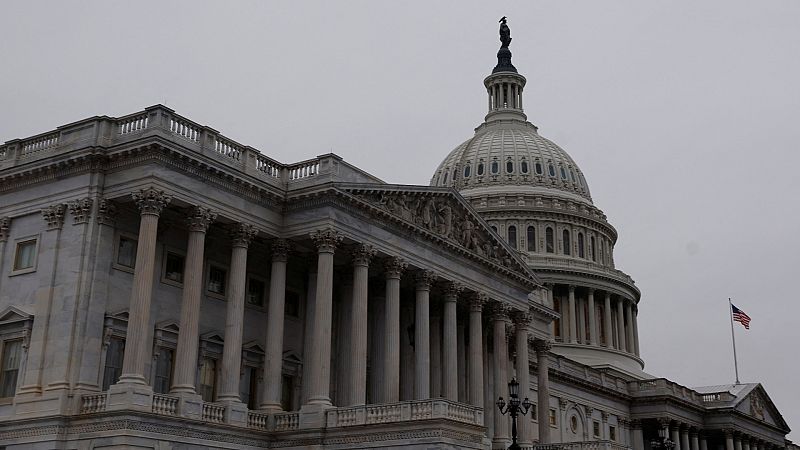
[213,136,242,161]
[152,394,178,416]
[118,114,149,135]
[201,402,225,423]
[169,117,201,142]
[247,411,270,430]
[21,132,59,157]
[80,393,108,413]
[288,160,319,180]
[256,154,281,177]
[274,412,300,431]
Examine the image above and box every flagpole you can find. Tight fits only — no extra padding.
[729,298,740,385]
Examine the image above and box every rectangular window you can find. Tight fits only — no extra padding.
[281,374,295,411]
[285,290,300,317]
[247,278,265,307]
[13,239,37,271]
[594,420,601,438]
[609,425,617,441]
[117,236,137,268]
[240,366,259,410]
[207,265,227,295]
[102,337,125,391]
[153,348,174,394]
[198,357,217,402]
[163,251,185,284]
[0,340,22,397]
[548,408,557,426]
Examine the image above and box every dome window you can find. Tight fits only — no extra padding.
[578,233,585,258]
[521,161,529,174]
[491,225,497,233]
[562,230,571,255]
[548,164,556,177]
[464,165,471,178]
[570,169,576,182]
[506,161,514,173]
[442,170,449,184]
[508,225,517,249]
[535,162,543,175]
[545,227,554,253]
[560,167,567,180]
[526,226,536,252]
[477,162,485,176]
[491,161,499,174]
[591,236,596,262]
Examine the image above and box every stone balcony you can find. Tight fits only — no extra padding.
[533,441,632,450]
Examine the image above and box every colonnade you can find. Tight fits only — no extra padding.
[112,188,552,442]
[541,283,639,356]
[634,420,785,450]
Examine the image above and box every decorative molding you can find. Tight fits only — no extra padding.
[68,197,94,224]
[352,243,376,267]
[415,269,436,289]
[533,339,552,354]
[0,217,9,242]
[230,223,258,248]
[186,206,217,233]
[41,203,67,230]
[271,238,291,262]
[131,187,172,216]
[469,293,487,312]
[384,256,407,279]
[310,227,343,253]
[96,198,118,226]
[443,280,464,300]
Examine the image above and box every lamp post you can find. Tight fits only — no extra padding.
[497,377,532,450]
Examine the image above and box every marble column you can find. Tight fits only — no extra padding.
[171,206,216,395]
[700,433,708,450]
[672,425,682,450]
[218,223,257,403]
[568,285,577,343]
[304,228,343,408]
[587,289,598,346]
[616,297,627,352]
[118,188,171,386]
[513,312,532,447]
[534,340,552,444]
[492,304,510,444]
[632,420,644,450]
[725,430,735,450]
[743,438,751,450]
[383,257,407,403]
[442,281,461,401]
[260,239,292,410]
[457,323,467,402]
[632,306,641,356]
[691,430,700,450]
[342,244,375,406]
[577,296,586,343]
[430,306,442,398]
[626,301,635,355]
[468,295,485,408]
[735,434,743,450]
[414,270,434,400]
[603,293,613,348]
[681,426,691,450]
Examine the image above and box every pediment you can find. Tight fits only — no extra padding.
[338,184,539,288]
[736,385,789,431]
[155,320,180,333]
[283,350,302,364]
[106,309,129,321]
[200,331,224,344]
[243,341,265,354]
[0,306,33,324]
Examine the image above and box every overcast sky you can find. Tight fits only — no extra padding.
[2,0,798,438]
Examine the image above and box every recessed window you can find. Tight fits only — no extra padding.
[491,225,498,233]
[163,251,185,284]
[535,162,543,175]
[570,415,578,432]
[0,339,22,398]
[548,164,556,177]
[609,425,617,441]
[527,226,536,252]
[117,235,137,269]
[578,233,585,258]
[508,225,517,249]
[491,161,499,174]
[570,169,576,182]
[521,160,528,174]
[560,167,567,180]
[240,365,259,410]
[207,265,227,295]
[464,165,471,178]
[506,161,514,173]
[549,408,557,426]
[563,230,571,256]
[593,421,601,438]
[285,290,301,317]
[281,374,295,411]
[248,277,266,307]
[477,162,485,176]
[546,227,554,253]
[198,357,217,402]
[153,348,174,394]
[591,236,597,262]
[443,170,449,184]
[102,337,125,391]
[13,239,37,271]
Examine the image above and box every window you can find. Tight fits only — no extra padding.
[545,227,554,253]
[570,415,579,432]
[491,160,499,174]
[102,337,125,391]
[285,290,301,317]
[560,167,567,179]
[548,164,556,177]
[491,225,498,233]
[563,230,571,255]
[591,236,597,262]
[578,233,585,258]
[281,374,295,411]
[549,408,557,426]
[506,161,514,173]
[593,421,601,438]
[477,162,485,176]
[207,265,227,296]
[153,348,174,394]
[526,226,536,252]
[463,165,471,178]
[609,425,617,441]
[442,170,449,184]
[198,357,217,402]
[163,251,185,284]
[117,235,137,269]
[0,340,22,397]
[240,366,259,410]
[13,239,37,271]
[535,162,543,175]
[507,225,517,249]
[248,277,266,307]
[570,169,576,182]
[521,160,528,174]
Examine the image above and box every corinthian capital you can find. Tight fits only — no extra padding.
[68,197,94,225]
[131,187,172,216]
[533,339,552,354]
[310,228,343,253]
[444,281,464,300]
[384,256,407,279]
[0,217,9,242]
[230,223,258,248]
[511,309,532,327]
[488,301,510,322]
[186,206,217,233]
[41,204,67,230]
[352,243,376,266]
[271,239,291,262]
[415,269,437,289]
[470,293,488,312]
[96,198,118,226]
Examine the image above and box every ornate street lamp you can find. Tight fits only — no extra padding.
[497,377,532,450]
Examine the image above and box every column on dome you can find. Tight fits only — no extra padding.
[626,300,635,355]
[303,228,343,409]
[492,303,510,444]
[632,305,641,356]
[512,311,532,447]
[568,285,577,344]
[218,223,258,406]
[260,239,292,410]
[603,292,613,348]
[616,297,627,352]
[587,289,598,346]
[414,270,435,399]
[442,281,462,401]
[171,206,216,396]
[577,295,586,343]
[468,294,485,409]
[117,188,172,387]
[534,339,552,444]
[382,257,407,403]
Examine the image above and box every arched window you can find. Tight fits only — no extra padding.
[591,236,596,262]
[521,160,529,174]
[570,169,576,182]
[491,225,497,233]
[477,162,485,176]
[545,227,554,253]
[506,160,514,173]
[562,230,571,255]
[463,165,471,178]
[508,225,517,249]
[578,233,585,258]
[535,162,543,175]
[560,167,567,180]
[491,160,499,174]
[442,170,449,184]
[527,226,536,252]
[548,164,556,177]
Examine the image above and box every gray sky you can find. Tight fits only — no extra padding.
[2,0,798,438]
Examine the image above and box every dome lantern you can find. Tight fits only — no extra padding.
[485,17,528,123]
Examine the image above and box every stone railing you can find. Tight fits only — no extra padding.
[152,394,178,416]
[528,256,636,287]
[274,412,300,431]
[325,399,483,428]
[628,378,704,406]
[533,441,632,450]
[202,402,225,423]
[80,393,108,414]
[247,410,271,430]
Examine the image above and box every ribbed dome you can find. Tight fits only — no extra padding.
[430,120,593,203]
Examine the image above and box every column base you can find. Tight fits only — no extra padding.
[173,392,204,419]
[299,402,334,429]
[106,382,154,412]
[218,399,248,426]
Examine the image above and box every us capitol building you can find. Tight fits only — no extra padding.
[0,20,793,450]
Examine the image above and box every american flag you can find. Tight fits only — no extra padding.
[731,304,751,330]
